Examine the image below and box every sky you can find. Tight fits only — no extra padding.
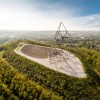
[0,0,100,31]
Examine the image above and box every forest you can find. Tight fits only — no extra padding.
[0,39,100,100]
[0,55,62,100]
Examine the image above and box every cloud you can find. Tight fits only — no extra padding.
[72,14,100,30]
[81,14,100,27]
[0,0,100,31]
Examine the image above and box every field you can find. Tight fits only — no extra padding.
[15,44,86,78]
[20,44,52,59]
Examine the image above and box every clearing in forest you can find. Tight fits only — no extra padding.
[15,44,86,78]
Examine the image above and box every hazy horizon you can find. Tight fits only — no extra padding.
[1,29,100,32]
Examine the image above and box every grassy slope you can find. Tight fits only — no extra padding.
[0,42,62,99]
[0,40,100,100]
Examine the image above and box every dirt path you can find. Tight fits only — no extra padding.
[14,44,86,78]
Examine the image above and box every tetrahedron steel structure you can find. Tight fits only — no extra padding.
[49,22,73,64]
[54,22,73,44]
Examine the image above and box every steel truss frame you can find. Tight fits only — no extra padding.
[49,22,73,64]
